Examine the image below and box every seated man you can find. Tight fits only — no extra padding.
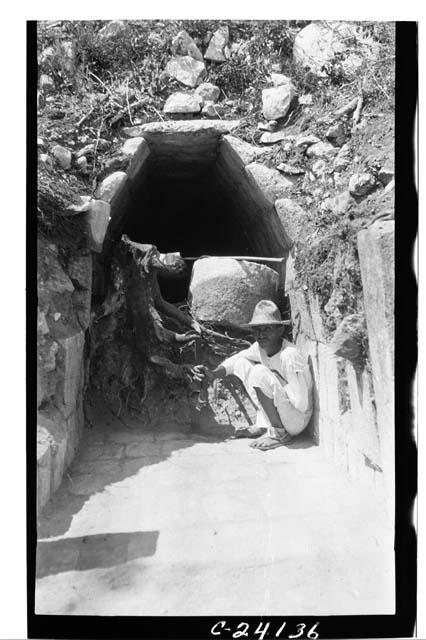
[192,300,313,450]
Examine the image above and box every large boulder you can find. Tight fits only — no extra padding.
[204,25,230,62]
[293,21,356,76]
[189,258,280,326]
[262,80,297,121]
[163,92,203,114]
[166,56,206,88]
[171,30,203,61]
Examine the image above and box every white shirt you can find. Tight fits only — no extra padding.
[221,339,313,414]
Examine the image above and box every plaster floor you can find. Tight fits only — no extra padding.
[35,418,395,616]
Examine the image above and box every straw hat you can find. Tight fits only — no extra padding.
[241,300,291,328]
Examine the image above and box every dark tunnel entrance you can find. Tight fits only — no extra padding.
[118,123,291,304]
[124,168,256,302]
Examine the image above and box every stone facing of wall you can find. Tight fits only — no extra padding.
[37,239,92,517]
[286,251,386,499]
[357,220,395,514]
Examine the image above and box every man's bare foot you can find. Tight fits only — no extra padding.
[249,433,292,450]
[234,426,266,439]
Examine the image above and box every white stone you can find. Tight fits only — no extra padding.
[321,191,351,215]
[189,258,279,325]
[163,92,203,114]
[260,130,289,145]
[76,157,88,173]
[40,74,55,93]
[270,72,291,87]
[120,137,145,158]
[97,171,128,202]
[194,82,220,102]
[293,21,356,76]
[262,82,297,121]
[306,142,338,159]
[204,25,230,62]
[66,195,92,214]
[166,56,206,88]
[246,163,293,203]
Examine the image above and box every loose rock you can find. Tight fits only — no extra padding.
[194,82,220,103]
[76,157,89,173]
[277,163,305,175]
[270,72,291,87]
[171,30,203,62]
[204,25,230,62]
[201,102,223,118]
[51,145,72,170]
[98,20,127,39]
[257,121,278,133]
[163,92,203,114]
[348,172,377,197]
[40,74,55,93]
[293,21,356,76]
[260,130,289,145]
[321,191,351,215]
[333,143,351,171]
[326,122,346,147]
[262,81,297,121]
[306,142,338,159]
[378,167,394,186]
[166,56,206,88]
[295,134,321,148]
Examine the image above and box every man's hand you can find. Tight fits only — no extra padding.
[191,365,212,383]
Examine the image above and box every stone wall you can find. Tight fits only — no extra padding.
[285,220,395,511]
[37,238,92,517]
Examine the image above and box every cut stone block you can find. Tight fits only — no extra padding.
[87,200,111,252]
[246,163,293,204]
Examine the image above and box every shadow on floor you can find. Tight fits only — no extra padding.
[36,530,159,579]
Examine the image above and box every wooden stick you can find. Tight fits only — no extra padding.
[183,255,285,263]
[334,97,358,118]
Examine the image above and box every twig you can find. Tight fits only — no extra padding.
[352,92,364,126]
[125,78,135,126]
[77,106,94,128]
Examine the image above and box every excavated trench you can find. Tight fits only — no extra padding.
[89,122,295,435]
